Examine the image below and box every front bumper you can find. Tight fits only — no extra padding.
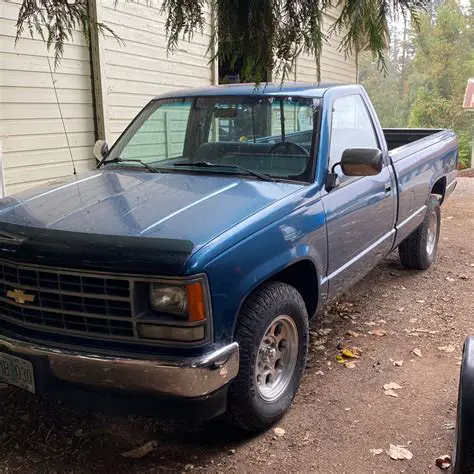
[0,335,239,398]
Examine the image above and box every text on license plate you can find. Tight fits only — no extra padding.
[0,353,35,393]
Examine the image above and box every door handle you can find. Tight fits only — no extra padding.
[384,184,392,194]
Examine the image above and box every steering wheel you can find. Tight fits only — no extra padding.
[268,141,309,155]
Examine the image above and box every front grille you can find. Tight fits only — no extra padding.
[0,260,134,341]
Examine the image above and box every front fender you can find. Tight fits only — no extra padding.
[201,200,328,343]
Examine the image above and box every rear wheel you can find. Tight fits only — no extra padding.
[225,282,309,432]
[399,195,440,270]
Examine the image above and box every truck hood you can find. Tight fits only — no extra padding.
[0,170,302,274]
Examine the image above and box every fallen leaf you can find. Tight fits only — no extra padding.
[122,441,157,459]
[387,444,413,460]
[351,347,363,356]
[341,348,359,359]
[335,355,345,364]
[346,330,361,338]
[397,307,405,312]
[315,370,325,376]
[318,328,332,336]
[344,361,356,369]
[394,360,404,367]
[412,329,439,334]
[438,345,455,353]
[369,329,386,336]
[435,454,451,469]
[384,382,402,390]
[312,337,327,345]
[412,348,422,357]
[458,274,469,280]
[370,448,384,456]
[445,276,455,282]
[273,427,286,437]
[385,390,399,398]
[416,299,425,304]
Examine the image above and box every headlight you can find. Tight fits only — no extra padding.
[150,284,187,316]
[150,282,207,322]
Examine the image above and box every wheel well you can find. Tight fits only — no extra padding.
[270,260,318,318]
[431,177,446,204]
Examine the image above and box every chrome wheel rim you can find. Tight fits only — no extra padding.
[426,210,438,257]
[255,315,299,402]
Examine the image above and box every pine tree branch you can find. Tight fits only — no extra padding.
[15,0,428,80]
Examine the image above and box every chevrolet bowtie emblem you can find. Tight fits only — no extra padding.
[6,289,35,304]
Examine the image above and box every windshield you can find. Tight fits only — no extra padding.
[105,95,320,182]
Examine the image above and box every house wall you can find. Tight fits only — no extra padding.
[294,9,357,84]
[1,0,357,195]
[0,0,97,195]
[99,0,214,145]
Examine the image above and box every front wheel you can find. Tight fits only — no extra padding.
[225,282,309,432]
[399,194,441,270]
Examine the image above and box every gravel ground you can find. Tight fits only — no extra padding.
[1,177,473,473]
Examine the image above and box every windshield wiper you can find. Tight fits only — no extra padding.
[173,161,275,182]
[102,157,160,173]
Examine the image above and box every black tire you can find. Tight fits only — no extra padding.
[454,337,474,474]
[225,281,309,432]
[399,195,441,270]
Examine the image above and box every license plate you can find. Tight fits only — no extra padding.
[0,353,35,393]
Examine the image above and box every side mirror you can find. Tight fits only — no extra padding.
[340,148,383,176]
[93,140,109,161]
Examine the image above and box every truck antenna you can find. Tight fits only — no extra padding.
[47,57,77,175]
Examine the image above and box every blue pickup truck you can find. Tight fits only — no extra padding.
[0,83,457,431]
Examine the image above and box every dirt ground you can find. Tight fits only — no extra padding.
[1,177,473,474]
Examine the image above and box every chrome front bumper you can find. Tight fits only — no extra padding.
[0,335,239,398]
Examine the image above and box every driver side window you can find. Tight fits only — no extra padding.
[329,95,378,183]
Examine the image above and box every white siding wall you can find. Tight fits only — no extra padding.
[295,10,357,84]
[0,0,97,195]
[100,0,213,145]
[1,0,356,195]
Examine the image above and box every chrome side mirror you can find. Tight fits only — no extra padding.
[93,140,109,161]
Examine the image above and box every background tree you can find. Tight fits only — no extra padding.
[360,0,474,168]
[15,0,427,82]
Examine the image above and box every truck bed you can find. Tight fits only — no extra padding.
[386,127,458,249]
[383,128,444,151]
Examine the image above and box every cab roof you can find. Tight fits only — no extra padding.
[155,82,356,99]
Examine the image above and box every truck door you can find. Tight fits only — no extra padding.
[322,93,397,298]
